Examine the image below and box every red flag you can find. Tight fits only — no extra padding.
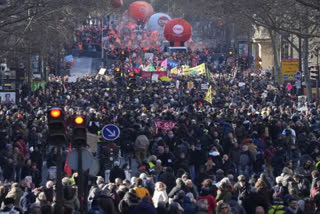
[64,143,72,176]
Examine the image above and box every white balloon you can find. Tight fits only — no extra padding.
[147,13,171,33]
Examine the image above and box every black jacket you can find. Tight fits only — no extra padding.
[109,166,126,182]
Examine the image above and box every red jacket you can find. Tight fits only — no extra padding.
[196,194,217,214]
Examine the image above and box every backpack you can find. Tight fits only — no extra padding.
[268,205,285,214]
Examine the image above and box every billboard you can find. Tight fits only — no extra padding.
[0,91,16,104]
[281,59,299,81]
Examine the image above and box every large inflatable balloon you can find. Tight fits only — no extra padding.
[147,13,171,32]
[128,1,154,23]
[111,0,123,8]
[164,18,192,46]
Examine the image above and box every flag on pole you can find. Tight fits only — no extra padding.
[161,59,168,67]
[204,86,213,104]
[64,143,72,176]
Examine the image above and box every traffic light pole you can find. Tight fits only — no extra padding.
[317,74,319,102]
[78,147,85,214]
[55,146,64,214]
[317,51,319,102]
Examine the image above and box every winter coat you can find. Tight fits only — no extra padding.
[182,196,196,214]
[196,194,217,214]
[63,186,80,211]
[216,187,232,204]
[134,186,150,199]
[19,191,36,213]
[152,190,168,208]
[109,166,126,183]
[168,182,187,198]
[135,135,150,150]
[118,191,140,214]
[6,187,24,207]
[158,171,176,192]
[132,201,157,214]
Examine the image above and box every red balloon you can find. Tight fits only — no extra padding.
[111,0,123,8]
[164,18,192,45]
[128,1,154,23]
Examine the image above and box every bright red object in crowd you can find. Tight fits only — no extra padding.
[164,18,192,46]
[128,1,154,23]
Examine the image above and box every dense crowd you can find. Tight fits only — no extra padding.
[1,40,320,214]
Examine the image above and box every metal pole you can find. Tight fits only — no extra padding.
[78,148,84,214]
[317,70,319,102]
[317,49,319,102]
[55,146,63,214]
[101,16,104,68]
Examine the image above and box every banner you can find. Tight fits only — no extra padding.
[141,71,167,79]
[170,65,190,75]
[170,64,206,76]
[167,60,179,68]
[183,63,206,76]
[201,83,209,90]
[154,120,177,134]
[204,85,212,104]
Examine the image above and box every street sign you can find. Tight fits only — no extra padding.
[102,124,120,141]
[67,149,94,171]
[281,59,299,81]
[254,56,262,62]
[294,71,301,80]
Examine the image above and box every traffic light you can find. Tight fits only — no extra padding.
[114,67,122,81]
[128,73,137,88]
[310,66,319,80]
[239,57,248,69]
[47,108,66,145]
[71,115,87,147]
[119,50,127,61]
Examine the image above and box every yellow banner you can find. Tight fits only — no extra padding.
[170,65,190,75]
[170,64,206,76]
[204,85,212,104]
[183,63,206,76]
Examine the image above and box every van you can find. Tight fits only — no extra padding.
[167,46,188,55]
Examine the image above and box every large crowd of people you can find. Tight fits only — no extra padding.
[1,22,320,214]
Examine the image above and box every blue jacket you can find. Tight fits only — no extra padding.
[132,201,157,214]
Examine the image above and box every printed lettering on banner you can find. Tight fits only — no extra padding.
[154,120,177,134]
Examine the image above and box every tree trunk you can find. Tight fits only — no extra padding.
[303,37,312,102]
[269,29,281,84]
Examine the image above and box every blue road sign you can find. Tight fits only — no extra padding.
[294,71,301,80]
[283,75,288,79]
[102,124,120,141]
